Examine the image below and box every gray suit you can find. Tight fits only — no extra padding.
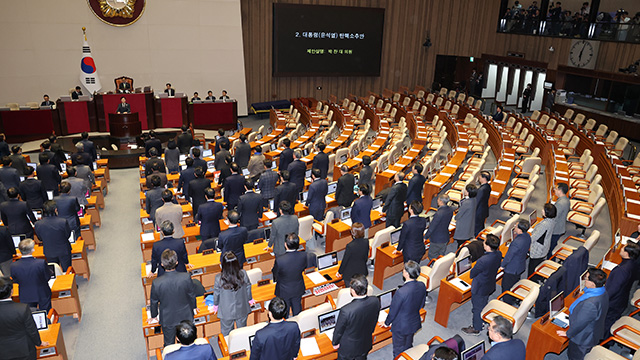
[64,177,88,206]
[358,165,374,187]
[150,271,197,346]
[269,214,299,256]
[553,196,570,235]
[75,164,95,190]
[155,202,185,239]
[213,270,253,335]
[453,197,476,241]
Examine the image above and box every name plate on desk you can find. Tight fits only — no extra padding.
[190,268,204,276]
[57,290,71,298]
[39,347,57,357]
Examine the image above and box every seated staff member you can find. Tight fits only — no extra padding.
[71,86,83,100]
[205,91,216,101]
[191,92,201,102]
[116,96,130,114]
[528,203,556,276]
[10,239,52,311]
[272,233,307,317]
[148,221,190,278]
[395,201,427,263]
[350,184,373,237]
[164,83,176,96]
[41,94,55,107]
[557,268,609,360]
[306,168,328,221]
[604,242,640,335]
[484,315,526,360]
[462,234,502,335]
[162,320,217,360]
[381,261,427,358]
[196,188,224,240]
[212,251,254,336]
[250,297,301,360]
[424,194,454,260]
[337,222,369,286]
[491,105,504,122]
[34,201,72,271]
[500,219,531,301]
[453,184,477,248]
[219,90,230,100]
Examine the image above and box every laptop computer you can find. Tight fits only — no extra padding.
[341,207,352,227]
[550,292,570,328]
[318,309,340,342]
[317,251,338,271]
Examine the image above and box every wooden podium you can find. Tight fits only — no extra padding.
[108,113,141,138]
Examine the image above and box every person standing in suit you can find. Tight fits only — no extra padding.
[474,171,492,236]
[214,129,228,156]
[358,156,374,188]
[196,188,224,240]
[164,141,181,173]
[279,138,294,172]
[145,147,167,177]
[247,146,266,181]
[604,242,640,335]
[177,125,193,155]
[144,131,162,158]
[234,134,251,169]
[222,163,245,210]
[237,181,263,230]
[177,158,196,201]
[332,274,381,359]
[148,221,190,278]
[381,261,427,358]
[79,132,97,161]
[164,83,176,96]
[34,201,72,271]
[405,164,426,206]
[453,184,477,248]
[528,203,556,276]
[0,276,46,360]
[557,268,609,360]
[0,187,37,238]
[212,251,254,336]
[40,141,61,173]
[19,166,47,210]
[273,234,307,316]
[190,148,207,172]
[521,84,532,114]
[424,194,454,260]
[274,170,298,210]
[53,182,81,238]
[10,239,51,311]
[549,183,570,258]
[217,210,248,265]
[462,234,502,335]
[337,223,369,290]
[0,156,21,189]
[483,315,526,360]
[287,150,306,195]
[64,167,89,206]
[500,220,531,303]
[116,96,131,114]
[155,190,186,239]
[9,145,29,176]
[149,249,197,346]
[269,201,299,257]
[250,296,301,360]
[336,165,356,208]
[0,134,9,158]
[306,168,328,221]
[36,153,61,197]
[188,167,212,216]
[312,142,329,179]
[0,224,14,276]
[395,201,427,263]
[383,172,408,228]
[145,176,165,222]
[71,142,93,169]
[162,320,217,360]
[350,184,373,236]
[258,160,278,203]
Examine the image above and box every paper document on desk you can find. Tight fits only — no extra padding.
[146,264,152,275]
[325,196,333,203]
[48,279,55,288]
[324,328,335,342]
[450,278,471,291]
[602,260,618,271]
[307,271,327,285]
[141,233,155,241]
[342,218,352,227]
[300,338,321,356]
[142,218,152,225]
[378,310,388,324]
[621,236,638,245]
[264,211,277,220]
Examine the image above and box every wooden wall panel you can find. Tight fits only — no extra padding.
[240,0,640,106]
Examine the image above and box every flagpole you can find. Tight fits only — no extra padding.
[82,27,87,41]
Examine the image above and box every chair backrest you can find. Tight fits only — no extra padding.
[425,253,455,291]
[342,98,350,108]
[563,109,574,120]
[587,198,606,227]
[605,130,618,144]
[451,104,459,116]
[247,132,257,143]
[443,101,452,111]
[402,97,411,107]
[420,106,428,116]
[594,124,607,137]
[567,136,580,149]
[585,164,598,182]
[584,119,596,131]
[457,93,466,103]
[583,230,600,251]
[335,285,374,308]
[578,149,592,164]
[246,268,263,285]
[505,117,516,129]
[615,137,629,152]
[298,215,314,242]
[546,118,557,131]
[529,165,541,180]
[561,130,573,143]
[530,147,541,159]
[322,104,329,115]
[368,95,376,105]
[435,97,443,107]
[539,114,549,126]
[335,148,349,165]
[384,103,392,113]
[417,90,425,99]
[327,154,336,174]
[501,214,521,244]
[369,226,395,260]
[393,93,401,102]
[426,93,435,103]
[376,99,384,109]
[466,96,475,106]
[512,286,540,333]
[412,101,421,111]
[226,322,268,354]
[290,302,333,334]
[531,110,540,121]
[554,124,565,136]
[474,99,482,109]
[522,157,542,174]
[439,88,448,96]
[574,113,585,126]
[512,122,522,134]
[588,185,603,204]
[316,102,323,112]
[523,134,534,148]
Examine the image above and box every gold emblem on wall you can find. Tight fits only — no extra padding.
[99,0,136,18]
[87,0,145,26]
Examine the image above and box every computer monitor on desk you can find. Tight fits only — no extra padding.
[378,289,395,310]
[270,143,277,151]
[32,310,48,331]
[318,309,340,334]
[303,148,310,157]
[202,149,212,157]
[550,291,565,319]
[300,191,308,202]
[340,207,352,221]
[305,169,312,180]
[461,341,485,360]
[317,251,338,271]
[529,209,537,227]
[372,197,382,210]
[390,227,402,245]
[327,181,337,194]
[340,154,348,163]
[456,254,472,277]
[12,234,26,248]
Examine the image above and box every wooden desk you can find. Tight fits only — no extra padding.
[189,101,238,130]
[36,323,68,360]
[423,148,467,208]
[80,215,96,250]
[0,108,60,143]
[325,211,384,253]
[372,241,427,290]
[16,240,90,280]
[13,274,82,322]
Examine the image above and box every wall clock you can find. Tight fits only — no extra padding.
[568,40,599,70]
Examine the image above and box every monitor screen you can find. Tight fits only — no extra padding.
[181,165,187,171]
[32,310,48,331]
[47,264,56,279]
[390,227,402,245]
[327,181,338,194]
[305,169,312,179]
[317,251,338,270]
[580,269,589,293]
[340,154,348,163]
[68,231,76,244]
[33,210,42,221]
[271,143,277,151]
[303,149,309,157]
[269,199,275,210]
[372,197,382,209]
[378,289,395,310]
[207,160,215,169]
[242,168,250,176]
[64,153,71,160]
[529,209,537,226]
[179,154,187,162]
[60,163,67,172]
[301,191,308,202]
[264,227,271,240]
[318,309,340,333]
[27,162,37,170]
[249,335,255,349]
[272,4,385,76]
[461,341,485,360]
[202,149,212,157]
[456,255,472,277]
[550,291,565,318]
[340,207,351,220]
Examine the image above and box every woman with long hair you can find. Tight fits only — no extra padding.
[212,251,254,335]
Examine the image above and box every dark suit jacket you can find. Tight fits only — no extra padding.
[502,233,530,275]
[0,225,15,263]
[563,246,589,295]
[188,177,212,215]
[150,236,189,276]
[475,183,491,221]
[332,296,381,357]
[234,142,252,168]
[238,191,263,229]
[218,226,248,264]
[9,154,29,175]
[274,182,298,209]
[146,171,168,189]
[0,141,10,158]
[36,164,61,195]
[287,160,306,193]
[198,238,218,253]
[177,132,193,154]
[145,139,162,158]
[214,149,231,172]
[279,148,294,171]
[222,174,245,210]
[0,199,36,235]
[567,292,609,346]
[306,179,328,220]
[482,339,526,360]
[424,205,453,244]
[250,320,300,360]
[79,139,97,161]
[214,136,228,156]
[19,178,47,209]
[53,194,81,232]
[164,88,176,96]
[384,280,427,335]
[351,196,372,229]
[0,301,42,359]
[164,341,217,360]
[34,216,72,260]
[192,158,207,172]
[312,152,329,179]
[0,166,21,189]
[150,270,196,326]
[382,182,407,223]
[71,151,93,168]
[10,256,52,309]
[273,250,307,299]
[470,250,502,296]
[399,216,427,262]
[605,259,636,315]
[145,188,164,221]
[116,103,131,113]
[196,200,224,239]
[338,237,369,285]
[178,167,196,201]
[145,157,167,177]
[358,165,374,187]
[71,91,82,100]
[406,174,426,205]
[336,173,356,207]
[258,170,278,200]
